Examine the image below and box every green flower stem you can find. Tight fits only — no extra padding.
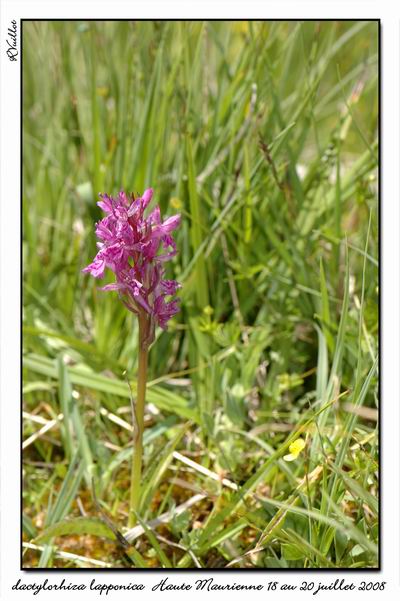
[129,312,150,528]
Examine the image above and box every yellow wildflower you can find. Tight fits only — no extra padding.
[283,438,306,462]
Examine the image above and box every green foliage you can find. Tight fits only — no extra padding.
[23,20,378,568]
[34,517,116,545]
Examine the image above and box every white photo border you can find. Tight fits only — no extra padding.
[1,2,398,599]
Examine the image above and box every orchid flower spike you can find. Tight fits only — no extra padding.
[83,188,181,346]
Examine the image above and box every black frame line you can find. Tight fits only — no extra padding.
[20,17,381,573]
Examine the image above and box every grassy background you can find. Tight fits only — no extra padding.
[22,21,379,569]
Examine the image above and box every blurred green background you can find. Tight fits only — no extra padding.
[23,21,379,568]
